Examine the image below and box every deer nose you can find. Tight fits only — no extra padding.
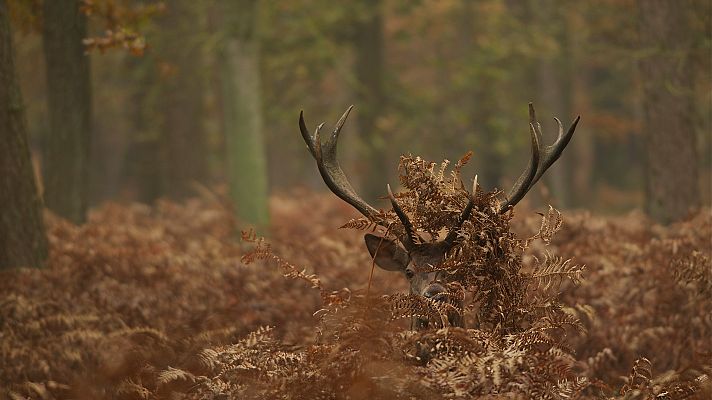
[423,283,447,300]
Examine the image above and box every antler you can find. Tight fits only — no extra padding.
[498,103,580,214]
[301,107,455,251]
[300,103,578,252]
[299,106,383,223]
[386,184,417,250]
[387,178,478,250]
[443,176,478,248]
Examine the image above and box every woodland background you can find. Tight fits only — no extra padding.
[1,0,711,399]
[4,0,711,233]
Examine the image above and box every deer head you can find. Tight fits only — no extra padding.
[299,104,579,329]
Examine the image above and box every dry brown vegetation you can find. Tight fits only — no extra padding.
[1,156,710,399]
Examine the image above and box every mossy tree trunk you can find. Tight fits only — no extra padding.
[0,0,48,269]
[221,0,270,229]
[637,0,700,224]
[42,0,92,224]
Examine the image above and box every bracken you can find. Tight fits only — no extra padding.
[1,159,709,399]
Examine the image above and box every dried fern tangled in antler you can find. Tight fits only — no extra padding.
[4,186,709,399]
[144,150,709,399]
[339,153,584,335]
[216,152,598,398]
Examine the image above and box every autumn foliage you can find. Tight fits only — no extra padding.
[1,156,710,399]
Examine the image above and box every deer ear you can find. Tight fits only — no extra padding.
[364,234,409,272]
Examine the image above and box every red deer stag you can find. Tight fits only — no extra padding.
[299,104,579,329]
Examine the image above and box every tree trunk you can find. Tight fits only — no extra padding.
[534,0,570,208]
[460,2,503,191]
[0,0,49,269]
[157,2,209,199]
[536,63,570,207]
[221,0,270,229]
[122,56,163,203]
[637,0,700,224]
[535,27,570,208]
[42,0,92,224]
[353,0,387,200]
[567,6,594,208]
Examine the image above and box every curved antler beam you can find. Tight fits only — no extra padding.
[299,106,383,222]
[498,103,580,214]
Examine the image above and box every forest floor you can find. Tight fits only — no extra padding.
[1,190,710,399]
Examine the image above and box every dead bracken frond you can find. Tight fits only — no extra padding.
[157,366,199,386]
[519,205,564,248]
[672,251,712,297]
[530,251,585,291]
[339,217,380,231]
[0,160,709,399]
[241,229,323,292]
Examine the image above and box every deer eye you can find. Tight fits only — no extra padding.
[404,269,415,279]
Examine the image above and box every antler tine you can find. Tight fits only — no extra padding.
[443,175,478,248]
[499,117,541,214]
[298,110,319,158]
[387,184,417,250]
[498,103,580,214]
[299,107,382,222]
[529,112,580,189]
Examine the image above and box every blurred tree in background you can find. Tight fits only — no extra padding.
[221,0,270,229]
[0,0,47,269]
[637,0,701,224]
[42,0,92,224]
[154,0,210,200]
[352,0,387,200]
[5,0,710,229]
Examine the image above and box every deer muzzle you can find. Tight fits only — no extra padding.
[422,282,447,301]
[416,281,464,329]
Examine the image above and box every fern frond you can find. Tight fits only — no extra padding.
[539,312,587,335]
[157,367,198,386]
[673,251,712,297]
[530,252,584,291]
[519,205,563,248]
[621,357,653,394]
[116,379,151,400]
[385,293,451,328]
[198,348,220,371]
[585,348,617,377]
[241,236,323,291]
[339,217,378,231]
